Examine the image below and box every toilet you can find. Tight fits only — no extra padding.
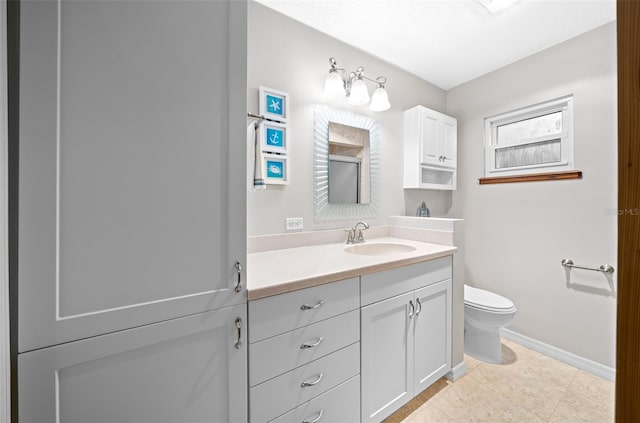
[464,284,516,364]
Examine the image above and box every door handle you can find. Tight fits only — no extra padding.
[234,261,242,293]
[234,317,242,349]
[416,297,422,316]
[408,300,415,319]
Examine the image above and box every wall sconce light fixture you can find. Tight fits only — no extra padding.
[323,57,391,112]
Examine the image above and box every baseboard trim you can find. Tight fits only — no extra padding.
[501,328,616,382]
[444,361,467,381]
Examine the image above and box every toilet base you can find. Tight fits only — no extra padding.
[464,324,503,364]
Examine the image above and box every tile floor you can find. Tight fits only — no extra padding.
[386,339,614,422]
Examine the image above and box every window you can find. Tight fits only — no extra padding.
[484,96,574,177]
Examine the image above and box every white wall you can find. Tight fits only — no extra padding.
[446,22,617,368]
[247,2,448,236]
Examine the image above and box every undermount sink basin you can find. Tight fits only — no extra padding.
[344,242,417,256]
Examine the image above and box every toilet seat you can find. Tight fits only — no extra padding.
[464,285,516,313]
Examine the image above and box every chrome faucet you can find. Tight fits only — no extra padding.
[345,221,369,244]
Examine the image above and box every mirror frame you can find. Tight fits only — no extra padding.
[313,105,379,222]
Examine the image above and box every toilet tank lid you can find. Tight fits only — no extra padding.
[464,285,514,310]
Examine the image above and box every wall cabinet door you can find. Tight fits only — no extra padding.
[19,304,248,423]
[413,280,452,393]
[18,0,247,352]
[440,117,458,168]
[361,292,414,423]
[419,108,457,169]
[420,112,440,166]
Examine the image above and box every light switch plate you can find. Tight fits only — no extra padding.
[285,217,303,231]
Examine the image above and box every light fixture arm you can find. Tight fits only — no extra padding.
[361,75,387,87]
[324,57,390,111]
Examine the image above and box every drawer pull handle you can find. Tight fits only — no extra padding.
[302,409,324,423]
[408,300,415,319]
[301,373,324,387]
[416,297,422,316]
[300,300,324,310]
[300,337,324,349]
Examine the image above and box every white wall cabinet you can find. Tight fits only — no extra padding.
[17,0,248,421]
[404,105,458,190]
[361,260,452,423]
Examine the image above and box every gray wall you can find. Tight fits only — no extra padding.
[446,22,617,368]
[247,2,448,236]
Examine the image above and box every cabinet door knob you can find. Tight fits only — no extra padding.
[300,337,324,349]
[301,373,324,387]
[416,297,422,316]
[303,410,324,423]
[408,300,415,319]
[300,300,324,310]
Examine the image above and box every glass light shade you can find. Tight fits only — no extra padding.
[369,86,390,111]
[348,78,370,105]
[324,71,346,98]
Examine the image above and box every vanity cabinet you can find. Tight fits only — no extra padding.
[360,258,452,423]
[248,277,361,422]
[404,105,457,190]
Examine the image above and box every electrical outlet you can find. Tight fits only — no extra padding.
[285,217,304,231]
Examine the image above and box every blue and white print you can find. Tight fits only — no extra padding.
[266,94,284,116]
[266,127,284,148]
[266,160,284,179]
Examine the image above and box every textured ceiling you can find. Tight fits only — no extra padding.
[254,0,616,90]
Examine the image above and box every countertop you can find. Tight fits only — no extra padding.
[246,237,457,300]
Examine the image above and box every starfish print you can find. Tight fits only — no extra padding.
[269,98,281,113]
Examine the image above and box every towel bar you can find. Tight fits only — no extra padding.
[561,259,615,274]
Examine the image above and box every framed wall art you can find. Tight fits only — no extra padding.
[259,86,289,123]
[262,153,289,185]
[260,121,288,154]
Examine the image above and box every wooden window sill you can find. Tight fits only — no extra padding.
[479,170,582,185]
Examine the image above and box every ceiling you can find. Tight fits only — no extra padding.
[254,0,616,90]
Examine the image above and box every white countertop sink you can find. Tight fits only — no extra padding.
[247,237,456,300]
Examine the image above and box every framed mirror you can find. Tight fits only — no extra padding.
[313,105,379,222]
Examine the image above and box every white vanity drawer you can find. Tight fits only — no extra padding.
[250,342,359,423]
[249,309,360,386]
[249,277,359,343]
[268,375,360,423]
[361,256,452,306]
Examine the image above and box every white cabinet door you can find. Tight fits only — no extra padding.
[18,0,247,352]
[361,292,414,423]
[413,280,452,393]
[19,304,248,423]
[440,117,457,169]
[420,112,440,166]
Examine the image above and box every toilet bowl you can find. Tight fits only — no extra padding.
[464,284,516,364]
